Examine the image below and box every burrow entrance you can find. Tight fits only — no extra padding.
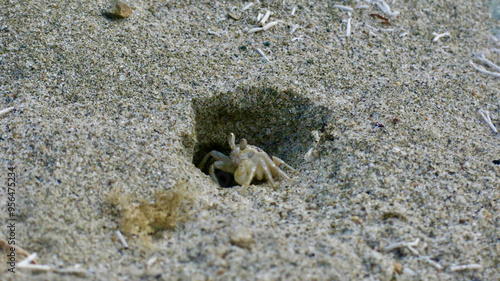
[192,87,332,187]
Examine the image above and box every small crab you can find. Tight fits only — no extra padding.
[198,133,295,189]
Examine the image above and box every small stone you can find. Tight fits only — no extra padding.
[264,41,270,47]
[227,12,241,20]
[403,268,416,276]
[105,1,132,19]
[239,45,247,51]
[393,262,403,274]
[351,216,362,224]
[230,228,253,249]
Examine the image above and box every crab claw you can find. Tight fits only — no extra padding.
[234,160,256,187]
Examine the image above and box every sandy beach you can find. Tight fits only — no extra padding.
[1,0,499,280]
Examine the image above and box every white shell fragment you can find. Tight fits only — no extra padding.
[247,27,264,34]
[259,10,271,26]
[262,21,279,31]
[450,264,482,272]
[0,106,14,118]
[334,4,353,12]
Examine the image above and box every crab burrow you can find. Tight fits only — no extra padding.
[190,87,332,188]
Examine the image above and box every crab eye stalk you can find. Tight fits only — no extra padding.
[239,138,247,149]
[228,133,236,150]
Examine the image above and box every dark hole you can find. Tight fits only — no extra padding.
[216,170,234,188]
[191,87,332,187]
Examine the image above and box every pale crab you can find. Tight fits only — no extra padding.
[198,133,295,190]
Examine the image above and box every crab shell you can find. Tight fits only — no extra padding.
[198,133,294,189]
[228,134,293,189]
[231,146,269,185]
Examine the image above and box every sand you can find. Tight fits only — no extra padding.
[1,0,499,280]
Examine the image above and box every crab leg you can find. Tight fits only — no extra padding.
[266,157,293,183]
[209,160,236,184]
[198,151,232,170]
[198,151,236,185]
[259,158,277,190]
[272,156,295,171]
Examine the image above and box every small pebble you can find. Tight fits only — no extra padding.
[264,41,270,47]
[351,216,362,224]
[403,268,416,276]
[230,228,253,249]
[393,262,403,274]
[239,45,247,51]
[227,12,241,20]
[105,1,132,19]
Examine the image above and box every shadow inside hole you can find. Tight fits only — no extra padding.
[193,87,332,186]
[215,170,234,188]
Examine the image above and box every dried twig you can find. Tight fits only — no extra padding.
[372,0,400,18]
[366,24,378,31]
[262,21,279,31]
[258,10,271,26]
[478,109,498,133]
[19,263,53,271]
[334,4,353,12]
[449,264,482,272]
[18,253,38,267]
[242,3,254,11]
[385,238,420,255]
[421,256,443,270]
[17,253,87,276]
[256,12,263,23]
[207,30,221,37]
[247,16,282,34]
[470,60,500,78]
[116,230,129,249]
[247,27,264,34]
[146,256,158,268]
[432,32,450,42]
[370,13,391,25]
[0,106,14,118]
[475,54,500,72]
[256,48,270,62]
[346,13,352,37]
